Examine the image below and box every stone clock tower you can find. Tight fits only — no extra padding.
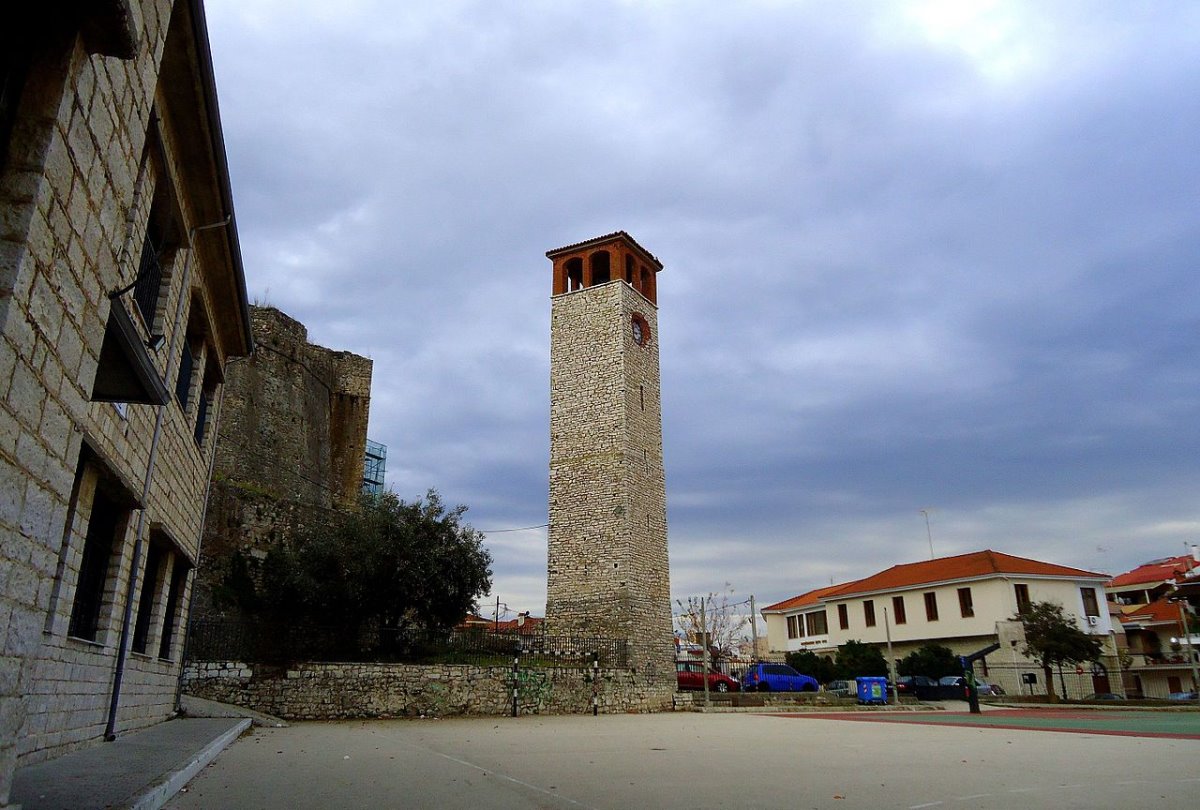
[545,232,673,677]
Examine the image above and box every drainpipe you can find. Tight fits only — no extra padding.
[104,216,229,741]
[174,349,246,714]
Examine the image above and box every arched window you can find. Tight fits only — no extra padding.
[625,254,635,284]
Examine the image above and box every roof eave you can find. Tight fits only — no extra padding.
[188,0,254,358]
[829,571,1110,602]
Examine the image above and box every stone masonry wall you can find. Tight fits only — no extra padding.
[212,306,372,510]
[183,661,675,719]
[192,480,337,617]
[546,276,673,679]
[0,1,253,796]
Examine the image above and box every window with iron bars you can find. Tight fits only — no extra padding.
[134,220,165,328]
[194,390,211,445]
[175,339,193,409]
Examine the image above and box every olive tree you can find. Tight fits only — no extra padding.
[1012,600,1102,702]
[260,489,493,638]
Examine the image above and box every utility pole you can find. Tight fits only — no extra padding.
[884,607,898,704]
[749,595,758,661]
[1174,596,1200,701]
[701,596,710,709]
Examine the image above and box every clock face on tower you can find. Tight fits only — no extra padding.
[631,313,650,347]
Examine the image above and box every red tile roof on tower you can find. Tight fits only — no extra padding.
[1108,555,1195,589]
[545,230,664,268]
[827,550,1107,599]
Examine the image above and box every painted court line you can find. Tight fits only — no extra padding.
[765,711,1200,740]
[400,742,597,810]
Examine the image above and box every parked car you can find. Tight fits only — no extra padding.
[742,663,819,692]
[938,675,1003,697]
[675,661,740,693]
[1168,691,1199,701]
[825,679,856,697]
[1083,693,1123,701]
[895,675,938,695]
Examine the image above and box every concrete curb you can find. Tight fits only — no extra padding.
[127,718,250,810]
[180,694,289,728]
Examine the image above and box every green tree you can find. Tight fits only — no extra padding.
[786,650,839,684]
[897,643,961,679]
[835,640,889,678]
[261,489,493,638]
[1012,601,1103,702]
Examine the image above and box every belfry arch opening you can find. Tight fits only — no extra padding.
[548,231,662,305]
[590,250,611,285]
[566,257,584,291]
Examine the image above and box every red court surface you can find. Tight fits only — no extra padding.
[769,708,1200,739]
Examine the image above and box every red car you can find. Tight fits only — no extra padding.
[676,661,740,692]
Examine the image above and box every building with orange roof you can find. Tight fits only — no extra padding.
[1107,551,1200,698]
[761,550,1117,698]
[1107,554,1197,605]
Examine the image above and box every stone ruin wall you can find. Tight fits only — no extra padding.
[195,306,372,616]
[212,306,372,509]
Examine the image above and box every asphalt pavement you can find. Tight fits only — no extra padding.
[12,702,1199,809]
[165,711,1200,809]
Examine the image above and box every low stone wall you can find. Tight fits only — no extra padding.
[183,661,675,719]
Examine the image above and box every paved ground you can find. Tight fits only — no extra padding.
[166,712,1200,809]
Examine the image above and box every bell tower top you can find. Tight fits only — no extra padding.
[546,230,663,305]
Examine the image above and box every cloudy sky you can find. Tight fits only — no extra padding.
[203,0,1200,621]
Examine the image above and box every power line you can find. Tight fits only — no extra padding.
[479,522,549,533]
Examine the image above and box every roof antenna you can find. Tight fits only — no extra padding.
[920,508,935,560]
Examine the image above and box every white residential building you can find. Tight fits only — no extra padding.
[762,550,1116,697]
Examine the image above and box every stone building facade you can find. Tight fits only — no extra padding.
[545,232,674,686]
[194,305,372,615]
[0,1,252,803]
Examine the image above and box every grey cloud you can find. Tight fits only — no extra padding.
[204,1,1200,616]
